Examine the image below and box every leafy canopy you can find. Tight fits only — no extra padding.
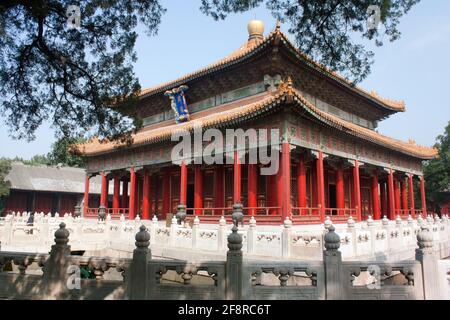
[423,122,450,212]
[1,0,419,141]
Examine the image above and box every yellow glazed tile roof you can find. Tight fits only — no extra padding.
[138,26,405,112]
[75,84,436,159]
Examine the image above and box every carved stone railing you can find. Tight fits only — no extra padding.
[1,212,450,263]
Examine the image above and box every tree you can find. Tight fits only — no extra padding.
[47,136,86,167]
[0,159,12,214]
[1,0,419,141]
[423,122,450,213]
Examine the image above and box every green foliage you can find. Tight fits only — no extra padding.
[423,122,450,213]
[47,136,87,168]
[1,0,419,141]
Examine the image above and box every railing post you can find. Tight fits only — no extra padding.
[282,217,292,258]
[150,215,157,245]
[323,225,343,300]
[127,225,151,300]
[225,204,244,300]
[218,216,227,251]
[367,215,375,256]
[415,226,444,299]
[169,216,178,247]
[41,223,72,299]
[192,216,200,249]
[247,216,256,254]
[382,215,391,252]
[347,216,356,258]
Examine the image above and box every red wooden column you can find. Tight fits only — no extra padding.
[121,178,128,208]
[353,160,362,221]
[112,175,120,214]
[129,168,136,219]
[401,178,408,215]
[380,181,387,218]
[233,151,241,204]
[408,174,415,217]
[214,166,224,215]
[142,170,151,220]
[280,143,291,221]
[420,176,427,216]
[297,154,307,211]
[247,164,258,216]
[194,166,203,215]
[371,172,381,220]
[335,164,345,215]
[394,178,401,215]
[179,162,188,206]
[162,170,171,218]
[316,151,326,222]
[83,175,90,213]
[100,172,108,208]
[387,169,396,220]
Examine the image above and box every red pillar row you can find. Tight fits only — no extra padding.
[371,173,381,220]
[335,164,345,212]
[380,181,387,217]
[420,176,427,216]
[316,151,325,222]
[214,166,224,215]
[162,171,170,218]
[408,175,415,217]
[401,178,408,213]
[100,172,108,208]
[180,162,188,206]
[387,169,396,220]
[353,160,362,221]
[280,143,291,220]
[122,178,128,208]
[233,151,241,204]
[394,178,401,214]
[113,175,120,211]
[129,168,136,219]
[297,154,307,208]
[142,170,151,220]
[247,164,258,216]
[194,166,203,215]
[84,175,90,212]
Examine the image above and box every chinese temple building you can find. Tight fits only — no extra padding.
[74,21,437,225]
[3,162,106,215]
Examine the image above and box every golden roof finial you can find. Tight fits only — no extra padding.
[247,20,264,41]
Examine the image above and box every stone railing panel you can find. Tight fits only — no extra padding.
[242,261,325,300]
[341,261,424,300]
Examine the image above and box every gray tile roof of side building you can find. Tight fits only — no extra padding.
[5,162,105,194]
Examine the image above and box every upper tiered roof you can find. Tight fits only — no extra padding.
[138,22,405,113]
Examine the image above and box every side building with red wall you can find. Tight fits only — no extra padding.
[2,162,109,216]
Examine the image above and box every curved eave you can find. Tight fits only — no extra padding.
[76,89,436,160]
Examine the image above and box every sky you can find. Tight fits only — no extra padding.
[1,0,449,159]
